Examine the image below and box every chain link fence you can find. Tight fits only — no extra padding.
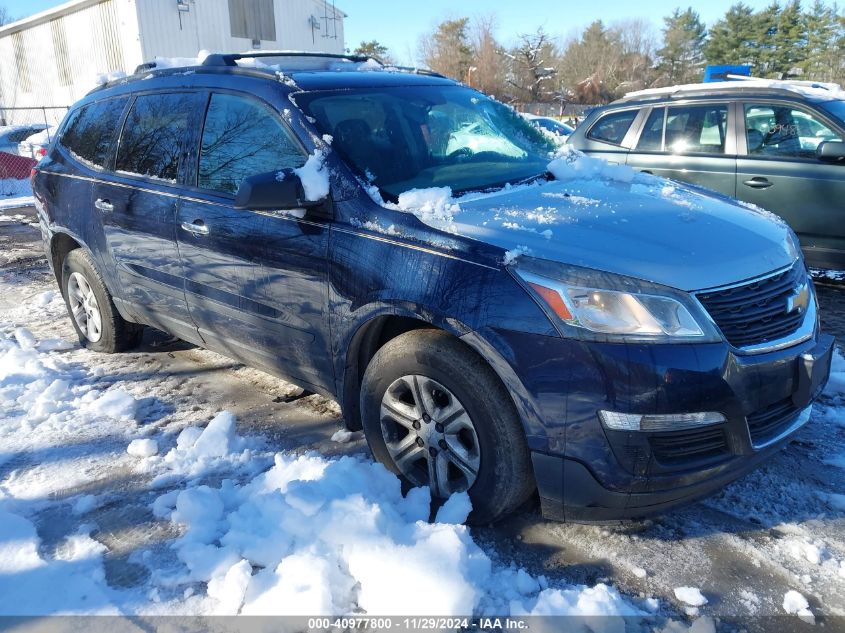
[0,106,68,202]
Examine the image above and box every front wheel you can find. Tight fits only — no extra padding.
[360,330,534,524]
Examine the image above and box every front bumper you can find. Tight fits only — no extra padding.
[491,325,834,522]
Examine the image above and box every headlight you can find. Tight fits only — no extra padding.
[513,259,721,343]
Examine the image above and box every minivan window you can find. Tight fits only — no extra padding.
[587,110,637,146]
[297,86,553,198]
[664,104,728,154]
[198,93,306,196]
[9,126,41,143]
[745,104,842,159]
[820,100,845,127]
[60,98,129,168]
[116,93,199,182]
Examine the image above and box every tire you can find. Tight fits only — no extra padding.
[61,249,143,353]
[360,329,534,524]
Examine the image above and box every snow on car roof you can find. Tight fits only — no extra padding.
[625,78,845,102]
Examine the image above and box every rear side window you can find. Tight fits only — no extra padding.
[116,93,199,182]
[587,110,637,145]
[664,104,728,154]
[60,98,128,168]
[198,93,305,196]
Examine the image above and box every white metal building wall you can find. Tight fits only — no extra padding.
[135,0,345,62]
[0,0,142,115]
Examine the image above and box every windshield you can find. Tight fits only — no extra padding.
[297,85,555,199]
[820,100,845,127]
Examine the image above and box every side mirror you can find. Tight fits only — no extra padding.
[234,169,326,211]
[816,140,845,163]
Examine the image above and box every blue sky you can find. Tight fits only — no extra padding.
[4,0,781,65]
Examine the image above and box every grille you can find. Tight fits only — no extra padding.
[747,398,800,445]
[696,265,808,348]
[648,427,729,464]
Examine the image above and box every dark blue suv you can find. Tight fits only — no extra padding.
[33,53,834,523]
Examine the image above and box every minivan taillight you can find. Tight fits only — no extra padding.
[36,148,47,159]
[30,167,37,187]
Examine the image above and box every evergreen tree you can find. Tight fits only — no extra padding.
[353,40,394,65]
[769,0,808,76]
[704,3,757,66]
[656,8,707,84]
[802,0,842,80]
[419,18,474,82]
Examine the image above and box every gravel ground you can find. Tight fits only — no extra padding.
[2,206,844,627]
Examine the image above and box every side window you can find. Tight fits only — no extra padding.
[636,108,665,151]
[60,98,129,168]
[587,110,638,146]
[745,104,842,159]
[663,104,728,154]
[198,93,306,196]
[116,93,198,182]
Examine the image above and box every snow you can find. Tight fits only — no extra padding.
[396,186,460,233]
[0,310,648,617]
[626,78,845,101]
[673,586,708,607]
[293,149,330,202]
[547,146,638,184]
[503,245,532,265]
[128,438,159,458]
[783,590,814,622]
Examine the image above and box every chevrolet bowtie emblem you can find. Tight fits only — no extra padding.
[786,283,810,315]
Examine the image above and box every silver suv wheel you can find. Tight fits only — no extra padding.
[67,272,103,343]
[379,374,481,497]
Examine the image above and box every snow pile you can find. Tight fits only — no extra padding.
[150,411,265,487]
[674,587,708,607]
[293,149,330,202]
[396,187,460,233]
[783,590,814,622]
[547,146,638,184]
[150,415,644,618]
[128,438,159,458]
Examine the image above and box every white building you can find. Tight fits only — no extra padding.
[0,0,346,117]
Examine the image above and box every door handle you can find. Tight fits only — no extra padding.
[742,177,773,189]
[94,198,114,212]
[181,220,209,236]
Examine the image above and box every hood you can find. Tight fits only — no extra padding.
[454,179,796,292]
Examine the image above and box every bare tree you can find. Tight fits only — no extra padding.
[471,15,506,98]
[505,28,560,103]
[0,6,13,25]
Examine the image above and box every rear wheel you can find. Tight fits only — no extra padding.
[360,329,534,524]
[61,249,143,353]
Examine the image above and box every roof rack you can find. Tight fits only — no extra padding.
[622,77,844,102]
[132,52,451,82]
[201,51,376,67]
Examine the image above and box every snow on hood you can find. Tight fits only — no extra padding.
[390,149,795,292]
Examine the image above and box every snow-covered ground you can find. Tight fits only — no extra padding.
[1,210,844,629]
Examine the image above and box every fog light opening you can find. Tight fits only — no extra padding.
[599,410,727,432]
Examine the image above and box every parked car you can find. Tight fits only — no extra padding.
[521,113,574,144]
[0,123,47,155]
[18,126,57,160]
[567,79,845,269]
[33,54,833,524]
